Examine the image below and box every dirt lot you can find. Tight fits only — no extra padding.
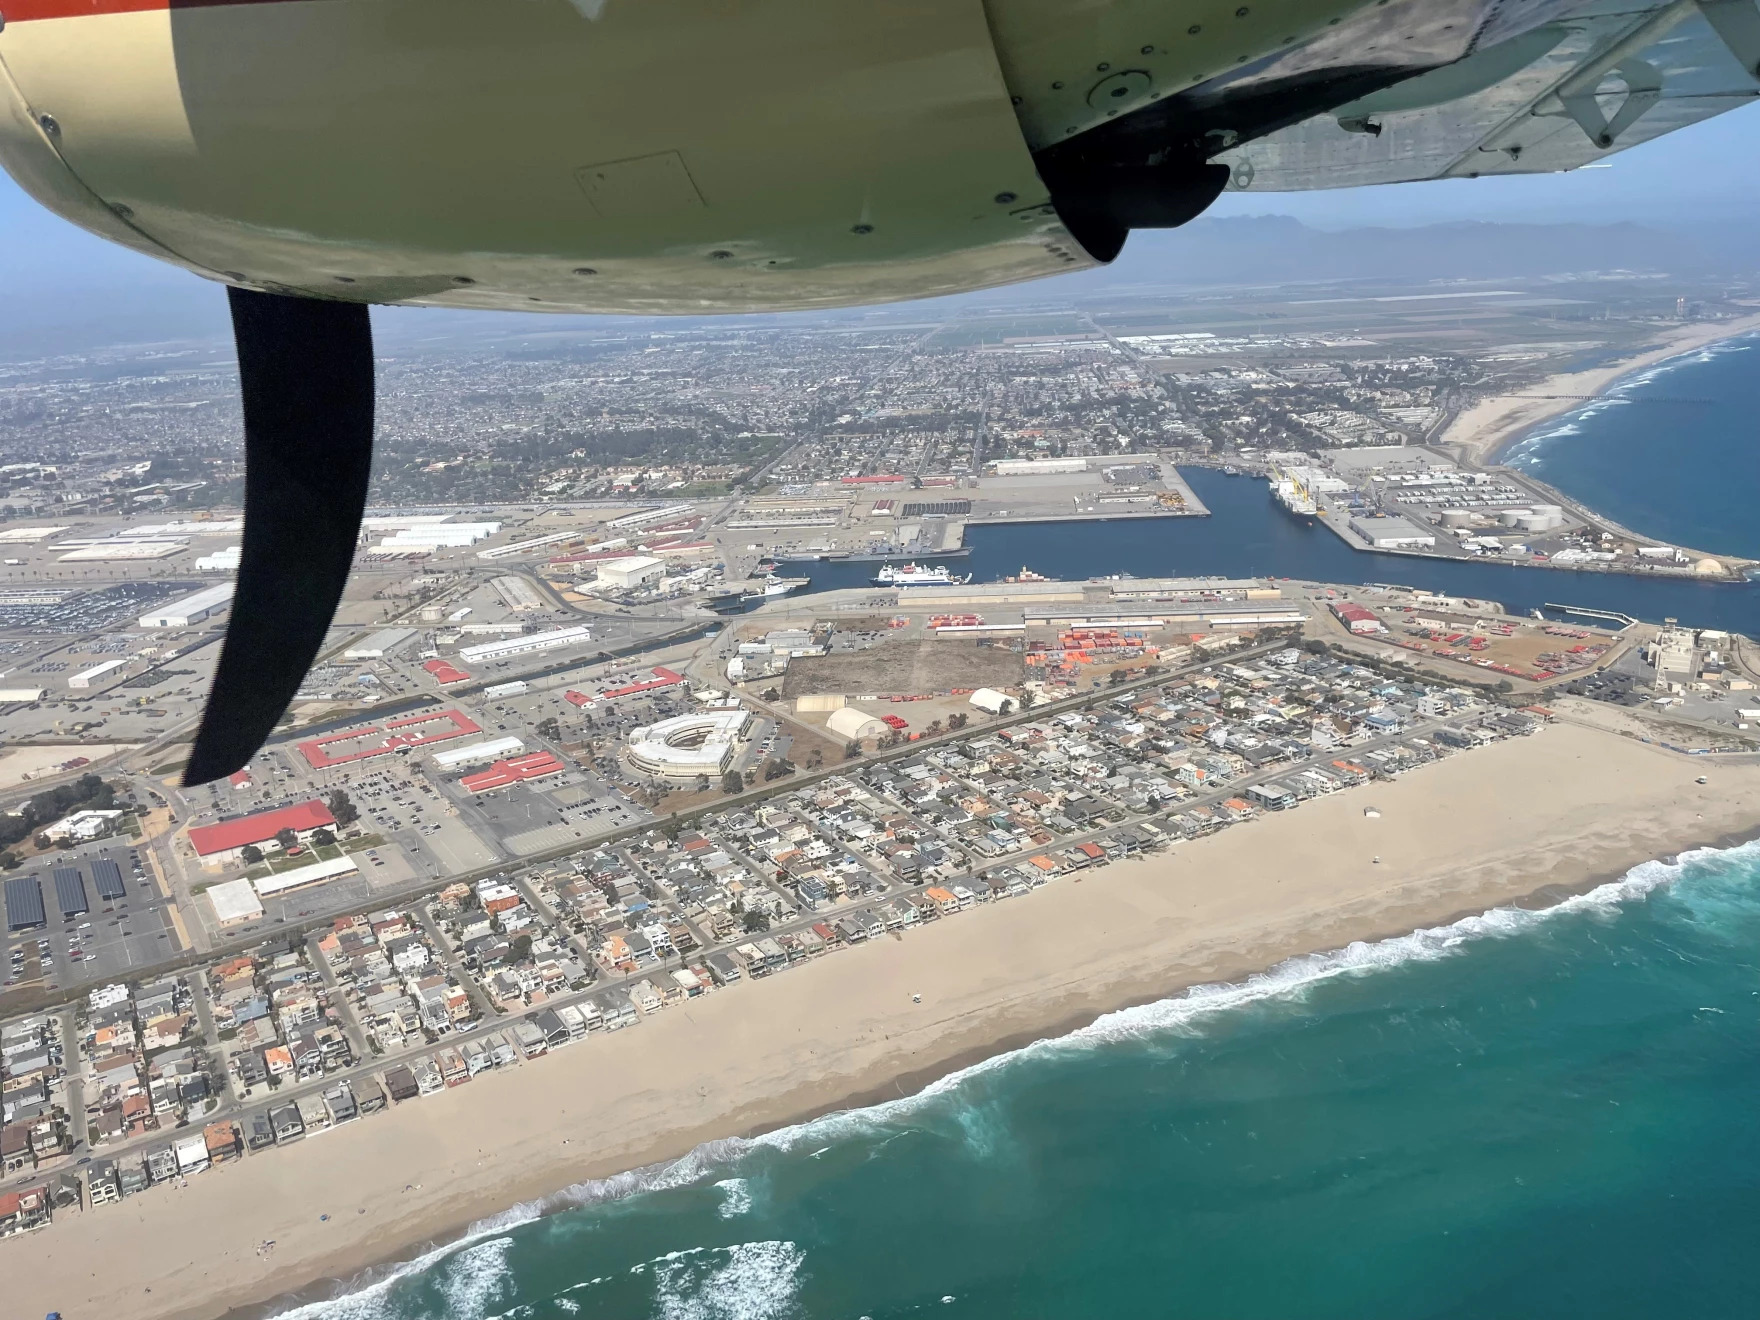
[782,637,1023,698]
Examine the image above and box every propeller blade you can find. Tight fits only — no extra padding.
[182,288,375,786]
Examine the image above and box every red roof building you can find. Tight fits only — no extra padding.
[188,800,335,860]
[461,752,566,794]
[297,708,482,768]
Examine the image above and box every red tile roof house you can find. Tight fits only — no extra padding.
[187,800,337,867]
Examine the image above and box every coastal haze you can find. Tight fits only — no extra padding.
[3,108,1760,1320]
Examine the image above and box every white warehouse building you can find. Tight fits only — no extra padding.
[625,708,750,780]
[138,582,234,628]
[457,624,592,663]
[431,736,525,769]
[595,556,665,591]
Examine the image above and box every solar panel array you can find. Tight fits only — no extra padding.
[52,866,89,919]
[92,856,127,901]
[4,875,45,931]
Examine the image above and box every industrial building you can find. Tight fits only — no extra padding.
[491,575,546,612]
[0,687,44,703]
[1331,602,1384,635]
[194,545,242,573]
[607,503,694,530]
[371,521,501,549]
[431,736,526,770]
[625,708,750,780]
[138,582,235,628]
[1349,515,1437,550]
[68,658,128,690]
[457,624,593,664]
[343,627,417,660]
[594,556,665,591]
[969,688,1014,714]
[989,457,1088,476]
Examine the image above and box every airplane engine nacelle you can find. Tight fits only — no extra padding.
[0,0,1379,313]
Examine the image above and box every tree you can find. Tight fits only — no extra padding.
[311,828,336,848]
[761,687,781,702]
[240,844,264,865]
[511,933,533,962]
[274,827,298,849]
[722,771,744,795]
[843,742,862,760]
[326,790,359,828]
[1303,638,1328,654]
[1495,679,1514,693]
[696,774,710,795]
[998,699,1015,715]
[741,908,771,933]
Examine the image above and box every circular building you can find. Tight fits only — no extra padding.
[624,707,751,780]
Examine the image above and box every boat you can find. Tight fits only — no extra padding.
[1268,464,1319,523]
[1005,566,1049,583]
[872,562,972,587]
[739,574,810,603]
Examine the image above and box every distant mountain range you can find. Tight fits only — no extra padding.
[1,215,1753,361]
[1061,215,1758,290]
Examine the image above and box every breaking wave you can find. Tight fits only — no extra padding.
[272,839,1758,1318]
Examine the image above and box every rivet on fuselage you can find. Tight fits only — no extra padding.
[994,192,1017,204]
[38,113,59,136]
[849,225,873,235]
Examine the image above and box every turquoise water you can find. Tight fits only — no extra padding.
[274,841,1760,1320]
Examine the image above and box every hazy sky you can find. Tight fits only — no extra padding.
[1,101,1756,357]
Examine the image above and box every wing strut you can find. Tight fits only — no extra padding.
[182,289,375,786]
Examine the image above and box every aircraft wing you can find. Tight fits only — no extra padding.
[1213,0,1760,191]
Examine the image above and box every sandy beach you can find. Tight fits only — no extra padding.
[8,722,1760,1320]
[1438,310,1760,467]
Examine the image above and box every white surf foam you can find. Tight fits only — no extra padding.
[273,839,1759,1317]
[715,1177,753,1219]
[648,1241,805,1320]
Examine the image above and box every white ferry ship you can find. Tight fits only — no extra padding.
[872,562,972,587]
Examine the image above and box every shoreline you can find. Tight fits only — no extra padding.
[246,827,1760,1320]
[1441,311,1760,468]
[10,724,1760,1320]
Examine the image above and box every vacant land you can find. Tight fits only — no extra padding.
[782,637,1023,698]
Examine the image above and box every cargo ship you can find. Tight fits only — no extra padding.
[872,562,972,587]
[1268,464,1319,523]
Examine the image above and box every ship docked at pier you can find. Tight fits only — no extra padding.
[1268,464,1320,523]
[872,562,973,587]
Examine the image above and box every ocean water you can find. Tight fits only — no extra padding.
[1505,332,1760,562]
[798,470,1760,635]
[273,840,1760,1320]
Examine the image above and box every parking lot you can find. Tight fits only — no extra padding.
[5,842,181,996]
